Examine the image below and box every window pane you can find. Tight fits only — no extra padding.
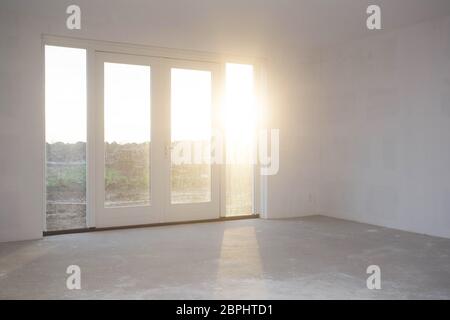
[171,68,212,204]
[104,63,151,207]
[225,63,255,216]
[45,45,87,231]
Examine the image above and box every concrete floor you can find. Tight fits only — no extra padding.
[1,216,450,299]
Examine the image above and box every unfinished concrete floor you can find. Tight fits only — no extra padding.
[1,216,450,299]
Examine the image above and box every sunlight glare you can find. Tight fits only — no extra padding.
[224,63,256,164]
[45,45,86,143]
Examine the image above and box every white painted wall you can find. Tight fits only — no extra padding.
[266,59,320,218]
[0,0,318,242]
[316,15,450,238]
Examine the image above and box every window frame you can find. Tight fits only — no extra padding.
[42,34,267,232]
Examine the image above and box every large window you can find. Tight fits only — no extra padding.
[45,45,87,231]
[224,63,256,216]
[44,40,259,231]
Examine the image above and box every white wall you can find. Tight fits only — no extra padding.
[316,15,450,238]
[0,0,318,242]
[266,59,320,218]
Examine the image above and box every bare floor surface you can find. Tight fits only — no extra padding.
[1,216,450,299]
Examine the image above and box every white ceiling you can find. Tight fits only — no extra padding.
[196,0,450,55]
[2,0,450,56]
[266,0,450,51]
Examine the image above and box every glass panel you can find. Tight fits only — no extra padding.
[171,68,212,204]
[224,63,255,216]
[225,164,254,216]
[45,45,87,231]
[104,62,151,207]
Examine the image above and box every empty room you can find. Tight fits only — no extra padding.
[1,0,450,307]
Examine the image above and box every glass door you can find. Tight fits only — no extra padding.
[164,60,221,222]
[95,53,220,227]
[95,52,164,227]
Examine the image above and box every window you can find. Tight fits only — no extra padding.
[224,63,256,216]
[44,38,260,231]
[45,45,87,231]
